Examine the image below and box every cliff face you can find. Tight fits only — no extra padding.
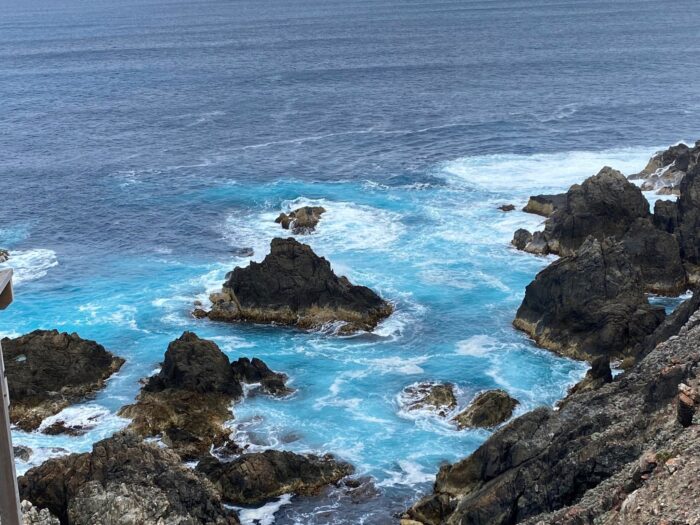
[405,305,700,525]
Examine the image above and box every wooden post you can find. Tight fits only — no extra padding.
[0,269,21,525]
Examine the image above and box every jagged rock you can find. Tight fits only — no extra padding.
[405,307,700,525]
[275,206,326,234]
[566,356,613,398]
[677,383,698,427]
[620,218,687,295]
[14,445,33,462]
[119,332,242,460]
[0,248,9,263]
[404,383,457,416]
[19,501,60,525]
[452,390,519,429]
[513,237,665,361]
[653,199,679,233]
[542,167,651,256]
[18,432,239,525]
[511,229,532,250]
[522,193,566,217]
[196,450,353,505]
[676,164,700,268]
[206,238,393,333]
[3,330,124,431]
[630,141,700,194]
[498,204,515,212]
[523,230,550,255]
[231,357,292,396]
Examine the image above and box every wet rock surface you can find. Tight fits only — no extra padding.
[275,206,326,234]
[18,432,240,525]
[404,382,457,416]
[405,300,700,525]
[452,389,519,429]
[522,193,566,217]
[119,332,288,460]
[196,450,354,506]
[3,330,125,431]
[630,140,700,195]
[513,237,665,361]
[231,356,292,396]
[206,238,393,333]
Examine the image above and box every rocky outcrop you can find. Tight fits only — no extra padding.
[275,206,326,234]
[511,229,532,251]
[14,445,33,462]
[403,383,457,416]
[522,193,566,217]
[498,204,515,212]
[205,238,393,333]
[0,248,9,263]
[452,390,519,429]
[513,237,665,361]
[3,330,124,431]
[630,141,700,195]
[653,199,679,233]
[231,357,292,396]
[542,167,650,256]
[404,299,700,525]
[18,432,239,525]
[619,217,687,295]
[196,450,353,506]
[675,164,700,269]
[18,501,60,525]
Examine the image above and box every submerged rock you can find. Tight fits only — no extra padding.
[513,237,665,361]
[275,206,326,234]
[405,304,700,525]
[18,432,239,525]
[196,450,354,506]
[522,193,566,217]
[452,389,519,429]
[3,330,125,431]
[403,382,457,416]
[206,238,393,333]
[498,204,515,212]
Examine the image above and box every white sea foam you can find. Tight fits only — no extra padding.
[38,404,124,435]
[231,494,294,525]
[440,147,657,193]
[377,459,435,488]
[0,248,58,284]
[456,335,500,357]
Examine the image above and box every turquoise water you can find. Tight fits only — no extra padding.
[2,148,668,523]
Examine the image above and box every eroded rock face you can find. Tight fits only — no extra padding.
[3,330,125,431]
[513,237,665,361]
[275,206,326,234]
[196,450,354,506]
[18,432,239,525]
[653,199,679,233]
[405,299,700,525]
[676,164,700,269]
[543,167,651,256]
[522,193,566,217]
[19,501,60,525]
[620,218,687,295]
[630,141,700,195]
[206,238,393,333]
[452,390,518,429]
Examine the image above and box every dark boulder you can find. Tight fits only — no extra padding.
[14,445,33,462]
[543,167,651,256]
[196,450,353,506]
[620,218,686,295]
[498,204,516,212]
[522,193,566,217]
[231,357,292,396]
[206,238,393,333]
[511,229,533,251]
[3,330,124,431]
[18,432,239,525]
[452,389,519,429]
[275,206,326,234]
[513,237,665,361]
[676,164,700,269]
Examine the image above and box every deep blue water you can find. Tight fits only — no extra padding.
[1,0,699,523]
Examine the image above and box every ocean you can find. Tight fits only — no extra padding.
[1,0,699,523]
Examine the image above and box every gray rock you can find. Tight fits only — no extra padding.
[452,390,519,429]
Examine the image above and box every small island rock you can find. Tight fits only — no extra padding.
[452,389,519,429]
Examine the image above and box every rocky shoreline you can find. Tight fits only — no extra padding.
[404,141,700,524]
